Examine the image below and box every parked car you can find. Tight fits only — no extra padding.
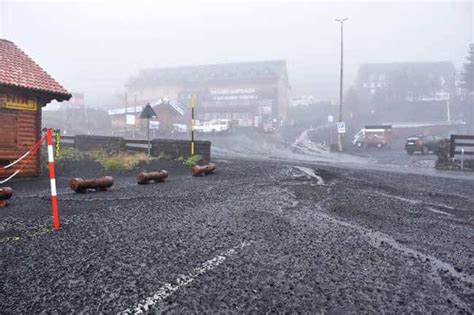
[405,135,444,155]
[258,120,276,133]
[171,123,187,135]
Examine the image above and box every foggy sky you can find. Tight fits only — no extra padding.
[1,0,472,107]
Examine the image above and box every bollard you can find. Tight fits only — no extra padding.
[137,170,168,184]
[192,163,216,176]
[70,176,114,193]
[0,187,13,208]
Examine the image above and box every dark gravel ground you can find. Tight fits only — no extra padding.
[1,156,473,313]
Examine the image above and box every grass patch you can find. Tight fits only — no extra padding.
[184,154,202,167]
[55,147,86,163]
[94,151,155,171]
[56,148,155,171]
[103,158,125,171]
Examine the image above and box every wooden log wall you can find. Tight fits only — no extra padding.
[0,108,41,178]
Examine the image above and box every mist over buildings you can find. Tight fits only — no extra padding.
[1,0,472,107]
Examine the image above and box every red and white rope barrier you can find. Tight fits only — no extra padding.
[0,170,21,185]
[0,129,61,231]
[3,151,31,169]
[46,128,60,231]
[0,134,46,184]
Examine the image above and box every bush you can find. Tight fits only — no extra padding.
[184,154,202,167]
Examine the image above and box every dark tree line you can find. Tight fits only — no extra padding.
[461,43,474,93]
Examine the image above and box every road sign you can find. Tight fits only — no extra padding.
[140,104,157,155]
[328,115,334,123]
[126,114,135,125]
[337,122,346,134]
[140,103,157,119]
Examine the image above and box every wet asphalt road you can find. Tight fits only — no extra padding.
[1,158,473,313]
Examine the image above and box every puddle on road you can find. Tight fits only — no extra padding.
[292,166,325,185]
[289,165,339,186]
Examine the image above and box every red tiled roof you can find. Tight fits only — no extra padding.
[0,39,71,100]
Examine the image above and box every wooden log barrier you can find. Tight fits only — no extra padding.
[192,163,216,176]
[0,187,13,208]
[137,170,168,184]
[70,176,114,193]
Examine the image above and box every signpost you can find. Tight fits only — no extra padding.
[140,103,157,155]
[0,94,37,111]
[327,115,334,147]
[337,121,346,134]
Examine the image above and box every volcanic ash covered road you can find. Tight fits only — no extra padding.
[1,158,473,313]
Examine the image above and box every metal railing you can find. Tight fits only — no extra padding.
[449,135,474,157]
[449,135,474,169]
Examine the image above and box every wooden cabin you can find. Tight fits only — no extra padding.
[0,39,71,177]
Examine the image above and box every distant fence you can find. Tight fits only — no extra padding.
[60,135,211,162]
[449,135,474,158]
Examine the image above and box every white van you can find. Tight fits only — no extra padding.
[195,119,231,133]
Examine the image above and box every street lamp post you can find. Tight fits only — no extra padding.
[335,17,348,152]
[133,94,137,138]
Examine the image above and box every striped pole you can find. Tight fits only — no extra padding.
[191,94,196,155]
[46,128,60,231]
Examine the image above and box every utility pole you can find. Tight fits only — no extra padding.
[335,17,348,152]
[124,92,128,136]
[446,93,451,123]
[191,94,196,155]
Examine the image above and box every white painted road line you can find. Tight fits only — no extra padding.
[373,191,457,214]
[426,206,453,216]
[120,241,252,314]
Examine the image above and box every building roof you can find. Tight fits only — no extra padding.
[128,60,288,87]
[151,98,184,116]
[0,39,71,101]
[108,106,143,116]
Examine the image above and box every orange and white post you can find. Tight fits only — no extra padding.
[46,128,60,231]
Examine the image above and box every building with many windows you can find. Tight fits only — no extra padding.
[125,60,290,128]
[350,62,456,123]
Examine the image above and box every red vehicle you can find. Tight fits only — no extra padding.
[352,125,392,148]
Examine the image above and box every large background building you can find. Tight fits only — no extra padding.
[347,62,457,125]
[125,60,290,128]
